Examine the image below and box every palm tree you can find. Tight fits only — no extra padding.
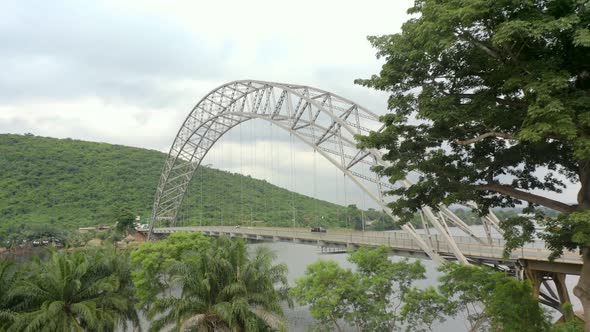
[88,246,141,330]
[8,247,138,332]
[148,237,290,332]
[0,258,18,329]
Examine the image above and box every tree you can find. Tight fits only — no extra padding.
[131,231,211,307]
[438,263,550,331]
[291,246,428,331]
[66,230,96,247]
[7,247,138,331]
[94,246,141,330]
[290,260,359,331]
[0,133,350,236]
[344,204,363,230]
[553,319,585,332]
[349,246,427,329]
[356,0,590,325]
[146,237,290,332]
[400,286,455,332]
[0,258,18,329]
[22,224,68,244]
[115,207,136,236]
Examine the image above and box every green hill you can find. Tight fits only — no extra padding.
[0,134,388,238]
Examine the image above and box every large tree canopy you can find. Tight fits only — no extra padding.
[356,0,590,326]
[357,0,589,242]
[357,0,589,215]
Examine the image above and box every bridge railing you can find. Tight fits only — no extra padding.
[155,226,580,264]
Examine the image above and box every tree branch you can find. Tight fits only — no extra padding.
[455,132,515,145]
[457,30,502,59]
[495,97,525,108]
[443,92,523,108]
[475,183,577,214]
[330,314,344,332]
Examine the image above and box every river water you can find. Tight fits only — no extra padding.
[132,225,579,331]
[253,241,468,332]
[132,241,466,331]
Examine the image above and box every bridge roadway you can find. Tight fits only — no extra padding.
[150,226,582,275]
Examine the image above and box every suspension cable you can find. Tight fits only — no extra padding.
[343,173,349,229]
[200,161,203,226]
[217,144,221,225]
[180,184,185,226]
[336,166,343,226]
[185,177,190,226]
[290,133,296,228]
[270,122,274,224]
[240,122,244,225]
[262,123,267,224]
[219,143,224,226]
[250,119,254,225]
[361,175,367,233]
[313,148,318,225]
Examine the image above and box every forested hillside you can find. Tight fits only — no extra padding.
[0,134,389,237]
[1,134,540,241]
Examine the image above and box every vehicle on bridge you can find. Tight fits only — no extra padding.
[311,227,326,233]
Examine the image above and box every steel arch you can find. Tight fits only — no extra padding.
[149,80,503,264]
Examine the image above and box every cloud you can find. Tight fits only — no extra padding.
[0,0,231,106]
[2,0,577,211]
[0,0,436,208]
[0,0,414,144]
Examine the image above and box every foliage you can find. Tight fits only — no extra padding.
[356,0,590,256]
[542,210,590,259]
[66,230,97,247]
[146,237,290,332]
[0,133,523,246]
[400,286,456,332]
[114,207,136,236]
[356,0,590,324]
[0,133,376,236]
[552,319,585,332]
[5,246,138,331]
[0,258,18,329]
[291,246,430,331]
[290,260,357,331]
[438,263,550,332]
[131,232,211,307]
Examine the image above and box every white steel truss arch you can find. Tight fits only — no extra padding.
[149,80,503,265]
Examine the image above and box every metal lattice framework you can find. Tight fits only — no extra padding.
[149,80,504,264]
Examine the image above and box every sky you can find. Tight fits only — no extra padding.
[0,0,417,208]
[0,0,578,208]
[0,0,409,147]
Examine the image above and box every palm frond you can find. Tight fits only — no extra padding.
[251,307,286,331]
[180,313,208,330]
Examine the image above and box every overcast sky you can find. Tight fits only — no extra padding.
[0,0,409,146]
[1,0,578,209]
[0,0,417,208]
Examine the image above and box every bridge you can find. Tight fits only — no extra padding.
[146,80,583,314]
[150,226,581,272]
[147,225,582,311]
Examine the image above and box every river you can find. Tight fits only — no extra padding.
[130,225,581,331]
[252,241,468,332]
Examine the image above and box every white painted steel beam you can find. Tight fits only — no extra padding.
[147,80,499,266]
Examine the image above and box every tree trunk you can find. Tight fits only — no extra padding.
[574,247,590,331]
[576,162,590,331]
[578,161,590,210]
[330,315,344,332]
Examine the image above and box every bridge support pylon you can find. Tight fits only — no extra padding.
[520,260,575,318]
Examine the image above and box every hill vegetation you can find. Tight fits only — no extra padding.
[0,134,539,243]
[0,134,391,239]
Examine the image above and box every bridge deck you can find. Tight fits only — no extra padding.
[149,226,582,274]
